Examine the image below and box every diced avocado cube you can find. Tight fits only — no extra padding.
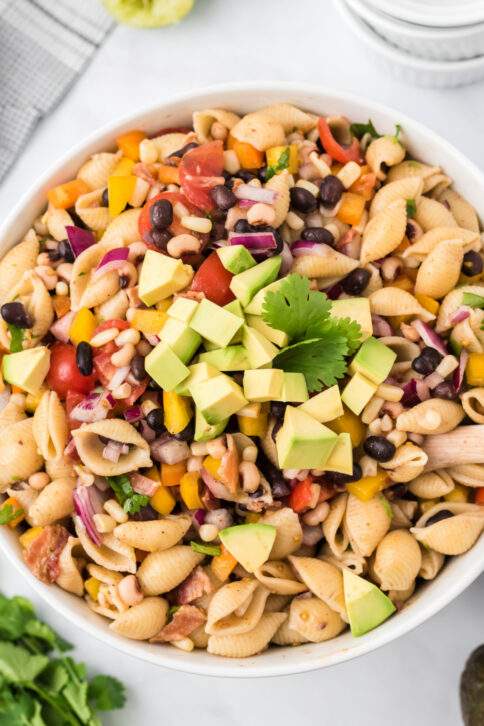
[224,299,245,343]
[349,336,396,385]
[174,362,219,397]
[243,368,284,402]
[190,374,248,424]
[167,297,199,323]
[190,298,243,348]
[219,523,276,573]
[159,317,201,363]
[245,314,288,347]
[138,250,193,306]
[194,408,228,442]
[217,245,256,274]
[230,256,281,307]
[343,570,396,637]
[325,432,353,475]
[341,372,377,415]
[276,406,338,469]
[2,346,50,395]
[299,385,343,423]
[242,325,278,368]
[145,341,189,392]
[331,298,373,342]
[199,346,250,371]
[244,278,284,315]
[274,372,308,403]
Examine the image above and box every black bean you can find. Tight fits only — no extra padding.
[270,402,287,420]
[47,246,62,262]
[101,188,109,207]
[256,449,290,497]
[271,418,283,443]
[289,187,318,214]
[150,229,171,250]
[170,142,198,158]
[342,267,371,295]
[432,381,457,400]
[234,170,257,183]
[150,199,173,231]
[412,346,443,375]
[67,208,87,229]
[131,504,158,521]
[323,462,362,486]
[76,341,93,376]
[174,419,195,441]
[58,239,74,263]
[119,275,129,289]
[130,354,146,381]
[462,250,483,277]
[209,184,237,211]
[405,220,417,240]
[258,167,268,183]
[301,227,335,246]
[319,175,344,207]
[363,436,396,462]
[146,408,165,433]
[0,301,32,328]
[425,509,453,527]
[222,170,233,187]
[147,378,160,390]
[234,219,251,233]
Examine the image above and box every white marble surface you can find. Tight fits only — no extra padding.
[1,1,483,723]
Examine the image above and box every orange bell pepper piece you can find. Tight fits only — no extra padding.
[227,136,264,169]
[475,487,484,505]
[211,545,237,582]
[116,130,146,161]
[336,192,366,226]
[158,165,180,185]
[47,179,90,209]
[161,461,186,486]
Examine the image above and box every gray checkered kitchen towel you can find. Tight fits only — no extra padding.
[0,0,113,183]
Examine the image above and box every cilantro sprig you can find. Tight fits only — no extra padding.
[0,592,125,724]
[190,541,221,557]
[262,274,361,391]
[0,503,23,525]
[265,147,290,181]
[106,475,149,514]
[350,119,381,140]
[406,199,417,218]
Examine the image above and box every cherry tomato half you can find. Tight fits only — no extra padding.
[318,117,362,164]
[191,252,235,306]
[92,319,130,336]
[47,343,97,399]
[179,140,224,211]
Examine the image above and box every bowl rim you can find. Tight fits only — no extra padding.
[365,0,484,28]
[0,80,483,677]
[337,0,484,70]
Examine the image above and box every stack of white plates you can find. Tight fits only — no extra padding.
[335,0,484,87]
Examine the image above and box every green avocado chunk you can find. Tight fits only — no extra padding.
[166,296,199,323]
[138,250,192,306]
[343,570,396,637]
[190,298,243,348]
[145,341,189,391]
[341,372,377,415]
[276,405,338,469]
[324,432,353,475]
[190,374,247,424]
[244,278,284,315]
[159,317,201,363]
[243,368,284,402]
[174,362,219,396]
[230,256,281,307]
[217,245,256,274]
[274,372,308,403]
[299,385,343,423]
[194,409,228,442]
[199,346,250,371]
[219,523,276,573]
[2,346,50,395]
[242,325,278,368]
[349,336,396,385]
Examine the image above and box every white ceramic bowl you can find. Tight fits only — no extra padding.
[336,0,484,87]
[347,0,484,61]
[366,0,484,28]
[0,82,483,677]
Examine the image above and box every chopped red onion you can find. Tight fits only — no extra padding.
[411,320,448,355]
[64,437,78,458]
[131,472,159,497]
[107,366,130,391]
[416,379,430,401]
[234,184,277,204]
[372,314,393,338]
[237,199,256,208]
[401,379,420,407]
[66,226,95,257]
[102,440,124,462]
[193,509,206,526]
[450,307,471,325]
[51,311,76,343]
[124,405,143,423]
[424,371,444,389]
[200,468,230,500]
[453,350,468,393]
[70,390,114,423]
[291,240,332,257]
[280,242,293,276]
[73,485,101,545]
[150,436,190,464]
[139,420,156,442]
[92,247,129,281]
[228,231,277,252]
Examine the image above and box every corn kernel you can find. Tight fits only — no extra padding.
[445,484,469,503]
[84,577,101,601]
[466,353,484,386]
[346,472,388,501]
[415,293,439,316]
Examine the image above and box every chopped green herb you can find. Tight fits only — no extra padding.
[190,541,221,557]
[463,292,484,309]
[273,338,348,391]
[168,605,180,618]
[106,475,149,514]
[0,503,23,525]
[350,119,381,139]
[7,324,24,353]
[265,146,290,181]
[394,123,403,140]
[406,199,417,218]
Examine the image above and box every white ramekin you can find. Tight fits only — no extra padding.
[366,0,484,28]
[337,0,484,87]
[0,82,483,677]
[347,0,484,61]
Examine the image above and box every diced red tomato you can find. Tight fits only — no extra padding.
[190,252,235,306]
[93,342,119,388]
[47,344,97,399]
[138,191,206,243]
[318,117,362,164]
[179,141,224,211]
[65,391,84,430]
[475,487,484,505]
[118,381,148,409]
[93,319,130,336]
[289,477,314,513]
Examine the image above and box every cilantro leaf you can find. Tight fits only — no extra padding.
[88,675,126,711]
[190,541,221,557]
[0,503,23,526]
[350,119,381,139]
[265,147,290,181]
[0,642,48,683]
[274,337,348,391]
[0,596,34,641]
[7,324,24,353]
[106,475,149,514]
[463,292,484,309]
[394,123,403,140]
[406,198,417,218]
[321,316,362,354]
[262,274,331,342]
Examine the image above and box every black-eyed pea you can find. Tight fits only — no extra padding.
[186,456,203,472]
[199,523,218,542]
[118,575,144,607]
[211,121,228,140]
[111,343,136,367]
[247,203,276,227]
[190,442,208,457]
[28,472,50,490]
[206,437,227,459]
[167,234,201,258]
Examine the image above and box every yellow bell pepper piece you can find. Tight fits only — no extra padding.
[203,455,221,478]
[25,389,46,413]
[237,412,268,437]
[445,484,469,503]
[336,192,366,226]
[69,308,97,345]
[19,526,44,548]
[161,461,186,487]
[111,157,136,177]
[415,293,439,316]
[116,130,146,161]
[84,577,101,601]
[180,472,203,509]
[391,276,414,293]
[130,309,167,335]
[245,513,260,523]
[47,179,90,209]
[265,145,299,175]
[108,174,137,218]
[327,407,365,447]
[346,471,388,501]
[150,485,176,515]
[0,496,24,527]
[466,353,484,386]
[389,315,411,330]
[145,465,161,482]
[163,391,192,435]
[157,298,173,313]
[211,545,237,582]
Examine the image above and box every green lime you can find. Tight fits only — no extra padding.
[103,0,195,28]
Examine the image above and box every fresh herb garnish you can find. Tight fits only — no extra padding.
[106,475,149,514]
[0,592,125,723]
[463,292,484,309]
[0,503,23,525]
[406,198,417,218]
[262,274,361,391]
[7,324,24,353]
[350,119,381,140]
[394,123,403,140]
[190,541,221,557]
[265,147,290,181]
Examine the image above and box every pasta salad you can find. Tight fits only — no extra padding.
[0,103,483,658]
